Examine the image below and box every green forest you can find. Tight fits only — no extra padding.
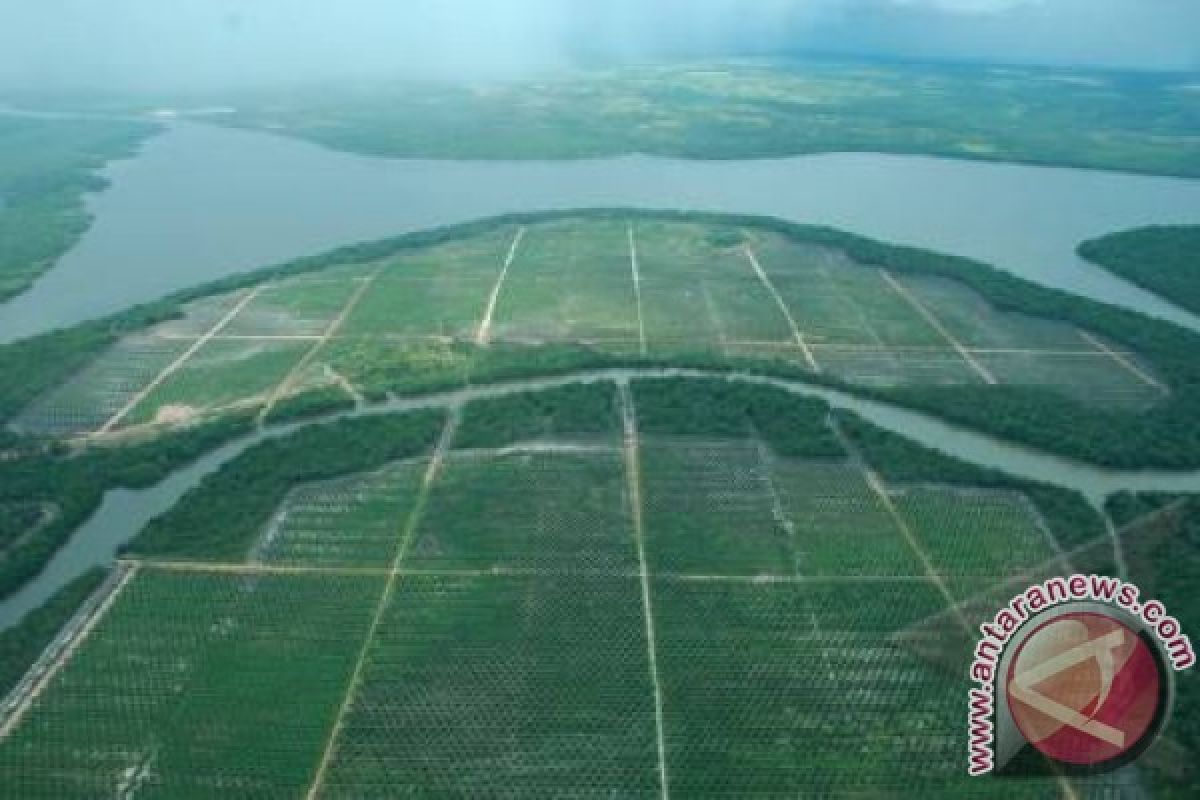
[0,116,157,302]
[0,568,105,698]
[128,411,444,561]
[455,382,620,449]
[187,59,1200,178]
[1105,493,1200,795]
[1081,225,1200,314]
[0,412,256,599]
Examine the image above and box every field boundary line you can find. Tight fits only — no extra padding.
[628,223,648,355]
[804,342,1130,356]
[95,286,266,435]
[1013,494,1075,575]
[259,270,382,423]
[474,226,526,345]
[0,563,139,740]
[1078,330,1167,392]
[751,432,802,575]
[817,255,909,374]
[743,245,820,372]
[862,466,970,632]
[155,333,324,341]
[829,418,970,633]
[1102,513,1129,580]
[120,558,949,583]
[700,282,731,357]
[903,500,1188,646]
[456,442,621,459]
[120,559,393,577]
[118,558,944,583]
[618,382,671,800]
[879,269,998,385]
[306,411,458,799]
[670,573,935,584]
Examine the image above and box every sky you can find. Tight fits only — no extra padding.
[0,0,1196,92]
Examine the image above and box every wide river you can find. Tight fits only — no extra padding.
[1,119,1199,342]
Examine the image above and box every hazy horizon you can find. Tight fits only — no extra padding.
[1,1,1197,94]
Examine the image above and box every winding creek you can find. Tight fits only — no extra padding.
[4,367,1200,631]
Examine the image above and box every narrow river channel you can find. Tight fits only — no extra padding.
[3,367,1198,630]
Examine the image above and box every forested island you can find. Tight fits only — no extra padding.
[1081,225,1200,314]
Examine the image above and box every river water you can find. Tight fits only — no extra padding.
[2,120,1199,343]
[4,368,1199,631]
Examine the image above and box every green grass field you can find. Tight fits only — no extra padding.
[180,59,1200,179]
[0,383,1118,796]
[12,214,1162,437]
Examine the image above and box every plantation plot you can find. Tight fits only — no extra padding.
[742,241,876,345]
[750,237,944,348]
[0,570,383,798]
[339,229,517,338]
[977,351,1164,410]
[812,346,983,387]
[253,460,429,568]
[124,338,310,425]
[898,274,1088,352]
[636,221,794,356]
[9,334,192,436]
[0,414,1112,797]
[319,573,661,797]
[221,277,365,337]
[10,214,1172,436]
[769,460,926,577]
[640,437,797,575]
[150,294,247,338]
[408,448,638,573]
[895,488,1060,587]
[491,219,641,348]
[651,578,1012,797]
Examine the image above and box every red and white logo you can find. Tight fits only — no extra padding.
[1005,611,1165,767]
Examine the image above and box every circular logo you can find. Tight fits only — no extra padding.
[1005,611,1167,768]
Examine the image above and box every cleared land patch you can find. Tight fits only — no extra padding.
[491,219,639,349]
[10,214,1164,438]
[125,338,311,425]
[10,334,192,436]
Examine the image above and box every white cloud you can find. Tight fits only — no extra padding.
[0,0,1194,91]
[885,0,1043,13]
